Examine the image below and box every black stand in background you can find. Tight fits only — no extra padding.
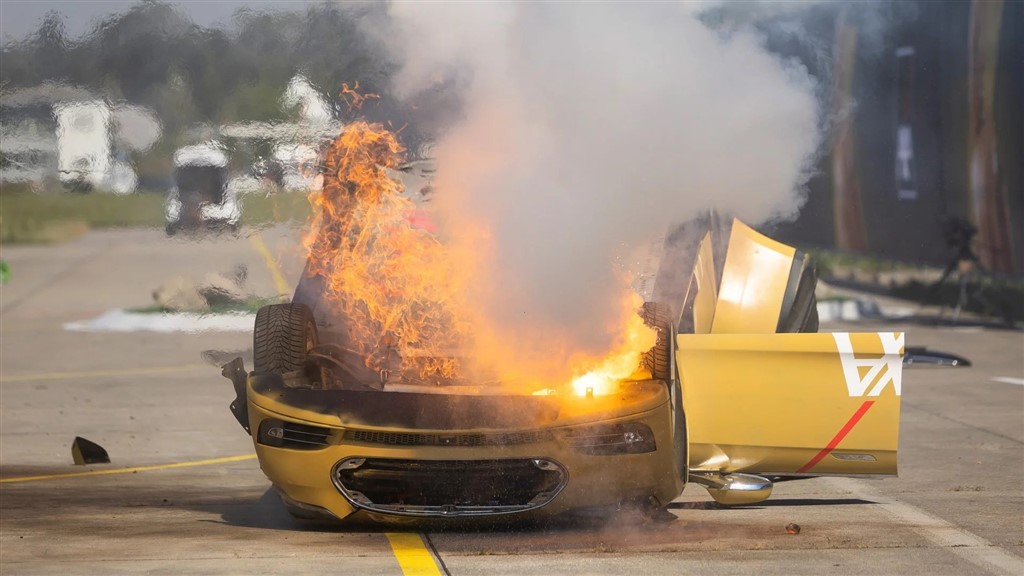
[928,218,983,324]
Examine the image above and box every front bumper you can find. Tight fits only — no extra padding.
[244,375,683,521]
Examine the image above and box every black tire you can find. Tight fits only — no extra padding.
[253,303,318,374]
[640,301,673,382]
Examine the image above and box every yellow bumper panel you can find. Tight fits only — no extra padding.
[246,391,683,521]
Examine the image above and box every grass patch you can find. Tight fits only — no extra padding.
[891,278,1024,325]
[806,248,922,279]
[1,191,165,243]
[0,187,311,244]
[0,218,90,244]
[817,295,853,303]
[240,192,311,225]
[806,248,1023,324]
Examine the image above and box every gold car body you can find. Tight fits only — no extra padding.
[240,219,902,520]
[246,377,684,520]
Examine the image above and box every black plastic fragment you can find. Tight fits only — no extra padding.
[71,436,110,465]
[222,357,250,432]
[904,347,972,367]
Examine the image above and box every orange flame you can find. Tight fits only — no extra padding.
[303,121,471,382]
[303,122,655,393]
[570,294,657,396]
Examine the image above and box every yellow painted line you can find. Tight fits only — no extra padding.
[0,363,210,383]
[386,533,443,576]
[248,232,291,296]
[0,454,256,484]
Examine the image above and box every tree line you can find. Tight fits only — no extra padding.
[1,1,446,186]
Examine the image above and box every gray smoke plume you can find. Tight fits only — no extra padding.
[377,3,820,374]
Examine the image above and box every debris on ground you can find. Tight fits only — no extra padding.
[153,265,251,312]
[198,267,248,308]
[201,348,252,366]
[153,277,210,312]
[785,523,801,535]
[72,437,110,465]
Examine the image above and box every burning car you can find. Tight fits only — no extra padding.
[222,123,902,522]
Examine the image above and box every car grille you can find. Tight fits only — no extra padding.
[332,458,566,517]
[345,429,553,447]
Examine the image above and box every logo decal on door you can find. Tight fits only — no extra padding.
[832,332,904,397]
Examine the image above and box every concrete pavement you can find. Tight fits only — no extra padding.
[1,227,1021,575]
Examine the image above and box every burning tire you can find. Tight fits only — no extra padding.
[253,303,319,374]
[641,301,673,381]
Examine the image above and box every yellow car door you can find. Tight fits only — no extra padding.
[674,219,902,477]
[677,331,902,476]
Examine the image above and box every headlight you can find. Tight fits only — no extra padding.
[563,421,657,455]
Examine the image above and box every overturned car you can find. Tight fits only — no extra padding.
[223,213,903,522]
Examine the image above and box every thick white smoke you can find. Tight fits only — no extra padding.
[378,3,820,374]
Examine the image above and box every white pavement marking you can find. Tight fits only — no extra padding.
[990,377,1024,386]
[63,309,255,333]
[828,478,1024,576]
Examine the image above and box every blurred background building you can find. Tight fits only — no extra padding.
[0,0,1020,276]
[761,0,1022,277]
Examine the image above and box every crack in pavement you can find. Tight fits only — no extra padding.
[1,240,113,315]
[902,401,1024,446]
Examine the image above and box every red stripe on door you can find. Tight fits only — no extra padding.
[796,400,875,473]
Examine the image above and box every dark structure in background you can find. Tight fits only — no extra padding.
[3,1,1018,276]
[770,0,1022,278]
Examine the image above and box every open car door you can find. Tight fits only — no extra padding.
[673,220,901,480]
[679,331,902,476]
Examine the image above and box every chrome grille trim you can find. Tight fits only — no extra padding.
[332,457,567,517]
[345,429,553,447]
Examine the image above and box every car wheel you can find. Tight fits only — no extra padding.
[253,303,319,374]
[641,301,673,381]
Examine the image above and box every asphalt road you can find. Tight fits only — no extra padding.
[1,227,1022,575]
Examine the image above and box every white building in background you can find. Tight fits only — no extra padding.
[1,83,162,194]
[54,101,162,194]
[281,75,333,125]
[275,75,337,191]
[55,101,112,191]
[273,142,323,192]
[214,75,340,194]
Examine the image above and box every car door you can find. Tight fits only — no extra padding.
[677,331,902,476]
[672,219,901,477]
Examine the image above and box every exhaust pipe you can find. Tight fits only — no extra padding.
[688,471,773,506]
